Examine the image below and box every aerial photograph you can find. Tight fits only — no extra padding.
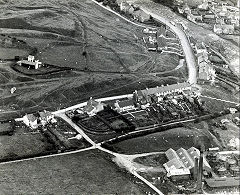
[0,0,239,194]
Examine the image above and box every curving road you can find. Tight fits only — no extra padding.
[141,8,197,85]
[91,0,197,85]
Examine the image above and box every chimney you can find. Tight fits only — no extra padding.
[194,157,199,181]
[197,145,205,191]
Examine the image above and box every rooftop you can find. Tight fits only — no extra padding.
[19,60,38,66]
[164,157,186,170]
[137,82,191,97]
[205,177,240,188]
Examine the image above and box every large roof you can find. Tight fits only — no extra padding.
[164,147,212,174]
[176,148,195,169]
[137,82,191,97]
[165,148,179,161]
[163,157,186,171]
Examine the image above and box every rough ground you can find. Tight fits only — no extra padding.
[0,0,185,116]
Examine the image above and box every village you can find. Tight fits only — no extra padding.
[0,0,239,194]
[5,76,238,194]
[176,0,239,35]
[65,82,204,136]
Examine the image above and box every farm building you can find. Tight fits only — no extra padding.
[187,11,203,23]
[22,110,55,129]
[195,42,208,55]
[163,147,211,180]
[22,114,38,129]
[198,1,209,10]
[143,36,157,51]
[17,55,42,69]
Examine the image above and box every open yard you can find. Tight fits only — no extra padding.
[0,149,155,194]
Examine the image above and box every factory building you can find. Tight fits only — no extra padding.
[163,147,211,181]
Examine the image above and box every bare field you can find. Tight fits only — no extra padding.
[0,150,154,195]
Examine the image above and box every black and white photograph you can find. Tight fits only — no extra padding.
[0,0,239,194]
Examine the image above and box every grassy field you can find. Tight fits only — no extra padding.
[0,48,28,59]
[200,84,239,113]
[110,127,219,155]
[0,149,155,194]
[0,123,56,161]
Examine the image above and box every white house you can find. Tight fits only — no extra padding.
[28,55,35,62]
[23,114,38,129]
[17,55,42,69]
